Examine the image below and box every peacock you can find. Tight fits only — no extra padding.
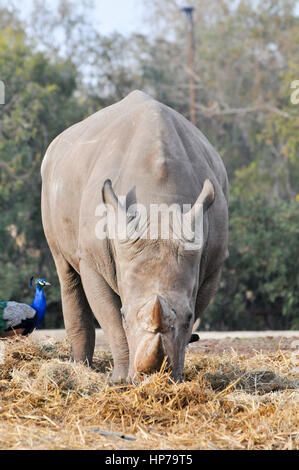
[0,277,51,337]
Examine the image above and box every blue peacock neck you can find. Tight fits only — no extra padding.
[30,286,47,327]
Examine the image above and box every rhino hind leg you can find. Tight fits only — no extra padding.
[54,254,96,365]
[79,261,129,383]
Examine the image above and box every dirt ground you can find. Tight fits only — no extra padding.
[188,336,299,357]
[34,329,299,358]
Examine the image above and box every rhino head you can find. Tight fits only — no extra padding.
[102,179,214,382]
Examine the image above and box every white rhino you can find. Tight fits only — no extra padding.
[41,90,229,382]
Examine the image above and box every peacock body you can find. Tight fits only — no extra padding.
[0,278,51,337]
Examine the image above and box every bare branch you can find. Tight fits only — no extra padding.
[195,102,290,118]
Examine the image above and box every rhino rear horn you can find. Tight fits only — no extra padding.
[151,295,164,332]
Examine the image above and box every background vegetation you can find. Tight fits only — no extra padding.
[0,0,298,329]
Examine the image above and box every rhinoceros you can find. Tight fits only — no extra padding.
[41,90,229,382]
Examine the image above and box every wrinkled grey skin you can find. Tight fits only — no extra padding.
[41,90,229,383]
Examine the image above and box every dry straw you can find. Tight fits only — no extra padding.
[0,335,298,450]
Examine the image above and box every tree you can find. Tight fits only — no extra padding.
[0,18,87,318]
[142,0,299,200]
[201,196,299,330]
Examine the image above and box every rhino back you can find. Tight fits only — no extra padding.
[41,90,228,279]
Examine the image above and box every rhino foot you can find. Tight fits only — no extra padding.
[110,365,129,384]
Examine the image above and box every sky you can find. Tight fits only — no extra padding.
[12,0,299,38]
[95,0,147,36]
[15,0,150,37]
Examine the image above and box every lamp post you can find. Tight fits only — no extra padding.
[180,6,196,125]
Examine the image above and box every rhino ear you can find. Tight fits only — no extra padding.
[102,179,122,211]
[181,179,214,244]
[183,179,214,220]
[196,179,214,212]
[102,180,137,216]
[125,186,137,213]
[102,180,140,241]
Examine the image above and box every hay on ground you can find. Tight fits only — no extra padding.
[0,335,298,450]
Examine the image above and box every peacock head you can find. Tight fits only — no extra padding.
[30,277,51,291]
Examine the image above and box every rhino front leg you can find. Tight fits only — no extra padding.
[54,255,96,365]
[79,261,129,383]
[195,267,222,323]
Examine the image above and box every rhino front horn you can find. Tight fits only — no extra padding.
[135,333,166,374]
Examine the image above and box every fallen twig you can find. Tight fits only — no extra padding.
[91,428,136,441]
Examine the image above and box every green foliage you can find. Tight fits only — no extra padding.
[0,22,88,311]
[201,196,299,330]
